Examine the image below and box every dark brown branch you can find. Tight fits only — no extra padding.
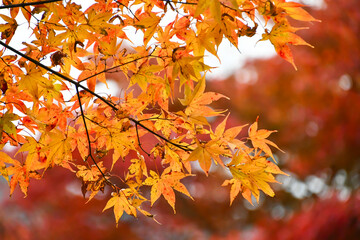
[2,131,21,146]
[130,117,192,152]
[134,123,151,157]
[78,55,163,84]
[0,40,192,152]
[159,0,197,5]
[0,40,117,110]
[160,0,241,12]
[75,85,93,162]
[0,100,27,114]
[115,0,139,21]
[75,85,120,191]
[0,0,62,9]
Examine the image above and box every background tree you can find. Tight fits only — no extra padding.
[207,0,360,239]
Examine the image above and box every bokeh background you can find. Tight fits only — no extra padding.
[1,0,359,239]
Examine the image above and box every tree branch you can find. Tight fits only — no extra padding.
[0,40,117,110]
[0,40,192,154]
[159,0,197,5]
[130,117,192,152]
[0,0,62,9]
[75,85,120,191]
[134,123,151,157]
[78,55,157,83]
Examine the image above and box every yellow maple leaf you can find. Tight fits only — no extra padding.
[248,117,283,161]
[0,14,17,43]
[195,0,221,23]
[76,162,108,203]
[186,139,227,175]
[134,13,161,46]
[0,151,15,184]
[222,178,254,205]
[40,130,73,169]
[212,114,248,150]
[103,190,138,227]
[143,169,193,212]
[224,151,289,205]
[181,77,229,118]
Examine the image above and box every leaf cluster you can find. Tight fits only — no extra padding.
[0,0,317,224]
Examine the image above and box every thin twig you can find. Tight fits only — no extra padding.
[75,85,93,161]
[0,40,192,154]
[78,55,160,83]
[159,0,197,5]
[75,85,120,191]
[130,117,191,152]
[134,123,151,157]
[0,40,117,110]
[0,0,62,9]
[115,0,139,21]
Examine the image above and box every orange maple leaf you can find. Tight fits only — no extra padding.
[275,1,321,22]
[261,21,313,70]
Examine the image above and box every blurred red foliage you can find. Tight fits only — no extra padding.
[253,193,360,240]
[1,0,359,239]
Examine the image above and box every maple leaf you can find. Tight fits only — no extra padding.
[7,162,30,197]
[143,169,193,212]
[224,152,288,204]
[38,131,73,170]
[134,13,162,46]
[222,179,251,205]
[76,162,108,202]
[0,151,14,184]
[258,0,320,69]
[186,139,228,176]
[109,130,138,170]
[275,1,321,22]
[261,21,313,70]
[248,117,283,161]
[212,114,248,150]
[17,136,46,173]
[181,77,229,119]
[130,64,163,91]
[76,162,106,182]
[103,190,138,227]
[0,111,19,137]
[0,152,41,197]
[0,14,17,43]
[126,157,148,184]
[160,143,192,173]
[195,0,221,23]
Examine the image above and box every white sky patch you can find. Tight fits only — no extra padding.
[206,36,275,80]
[298,0,327,10]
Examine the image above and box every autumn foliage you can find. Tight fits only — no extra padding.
[0,0,318,225]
